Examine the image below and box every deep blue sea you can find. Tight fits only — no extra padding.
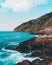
[0,31,40,65]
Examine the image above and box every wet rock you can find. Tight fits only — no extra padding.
[32,59,41,65]
[48,62,52,65]
[21,60,31,65]
[16,35,52,57]
[16,57,52,65]
[40,57,52,65]
[30,51,42,57]
[16,60,31,65]
[47,57,52,65]
[16,62,22,65]
[16,44,31,53]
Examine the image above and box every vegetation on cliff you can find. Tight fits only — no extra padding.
[14,12,52,34]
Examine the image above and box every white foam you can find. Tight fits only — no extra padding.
[9,52,42,64]
[2,48,17,53]
[8,42,19,45]
[0,50,43,65]
[35,35,41,37]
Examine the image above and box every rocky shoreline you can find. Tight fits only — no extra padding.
[16,57,52,65]
[5,12,52,65]
[15,26,52,65]
[16,35,52,55]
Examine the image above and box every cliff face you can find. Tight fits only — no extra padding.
[14,12,52,65]
[14,12,52,34]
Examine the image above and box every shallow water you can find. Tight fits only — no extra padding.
[0,31,40,65]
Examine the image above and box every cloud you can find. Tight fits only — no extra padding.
[1,0,47,13]
[33,0,47,6]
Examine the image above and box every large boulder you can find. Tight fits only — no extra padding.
[32,59,41,65]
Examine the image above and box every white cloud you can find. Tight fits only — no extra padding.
[1,0,47,13]
[33,0,47,6]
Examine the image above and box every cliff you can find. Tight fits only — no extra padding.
[14,12,52,56]
[14,12,52,34]
[14,12,52,65]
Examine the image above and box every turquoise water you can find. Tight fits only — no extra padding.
[0,31,39,65]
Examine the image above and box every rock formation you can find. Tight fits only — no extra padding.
[16,35,52,57]
[14,12,52,34]
[14,12,52,65]
[14,12,52,57]
[16,60,31,65]
[16,57,52,65]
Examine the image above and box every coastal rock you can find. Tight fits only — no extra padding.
[16,43,31,53]
[48,62,52,65]
[16,35,52,57]
[30,51,42,57]
[44,27,52,35]
[35,35,52,44]
[21,60,31,65]
[16,60,31,65]
[32,59,41,65]
[16,57,52,65]
[14,12,52,57]
[39,26,52,35]
[47,57,52,65]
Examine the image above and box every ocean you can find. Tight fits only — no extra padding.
[0,31,40,65]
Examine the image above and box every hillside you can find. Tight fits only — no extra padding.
[14,12,52,34]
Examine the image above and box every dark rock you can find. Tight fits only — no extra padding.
[47,57,52,65]
[16,57,52,65]
[16,44,31,53]
[30,51,42,57]
[21,60,32,65]
[16,60,31,65]
[32,59,41,65]
[16,35,52,58]
[40,57,52,65]
[16,62,22,65]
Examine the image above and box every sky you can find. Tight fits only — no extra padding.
[0,0,52,31]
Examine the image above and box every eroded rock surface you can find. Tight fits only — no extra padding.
[16,57,52,65]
